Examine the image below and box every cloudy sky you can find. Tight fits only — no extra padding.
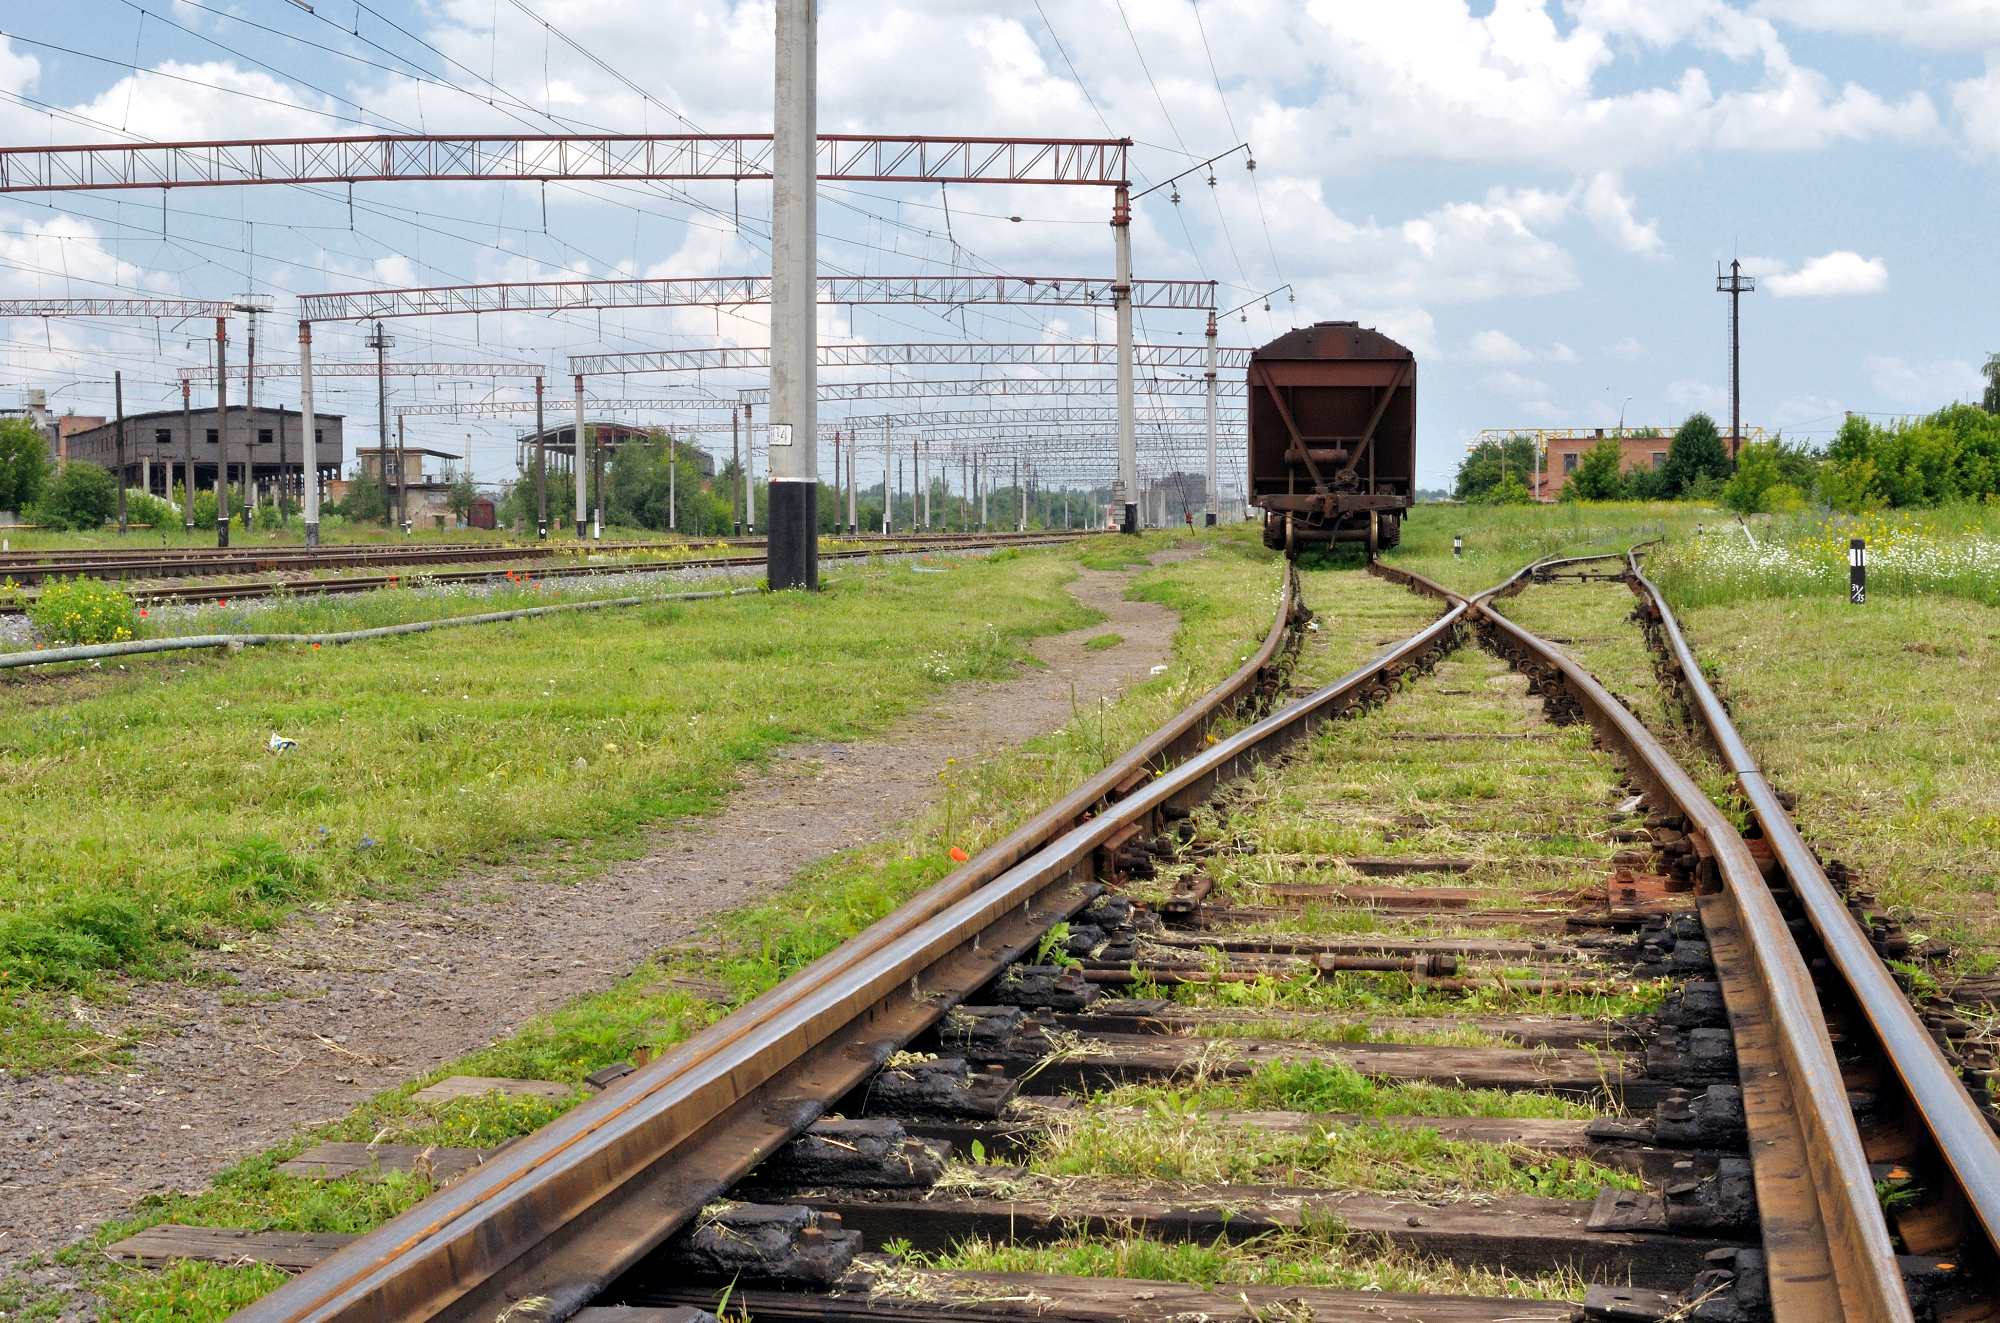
[2,0,1997,491]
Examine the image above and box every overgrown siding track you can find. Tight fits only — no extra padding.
[102,550,2000,1323]
[0,530,1089,612]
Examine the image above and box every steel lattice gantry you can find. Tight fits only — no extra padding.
[0,298,242,318]
[735,376,1244,404]
[296,275,1215,323]
[0,135,1128,193]
[174,361,548,383]
[568,342,1253,375]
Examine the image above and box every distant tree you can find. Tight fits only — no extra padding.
[446,470,479,522]
[0,416,52,513]
[1478,471,1533,505]
[1453,435,1537,501]
[1562,435,1627,501]
[31,461,117,530]
[1983,352,2000,414]
[335,474,388,524]
[1658,413,1732,497]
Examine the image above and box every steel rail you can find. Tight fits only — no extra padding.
[1623,554,2000,1260]
[225,561,1513,1323]
[1442,559,1909,1323]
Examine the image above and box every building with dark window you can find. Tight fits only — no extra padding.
[61,406,343,503]
[513,421,714,477]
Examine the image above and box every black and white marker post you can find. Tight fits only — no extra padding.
[1453,533,1463,558]
[1850,537,1866,604]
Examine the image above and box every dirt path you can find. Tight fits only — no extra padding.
[0,553,1194,1271]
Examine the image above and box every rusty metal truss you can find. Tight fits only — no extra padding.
[0,297,238,318]
[0,135,1129,194]
[174,361,547,383]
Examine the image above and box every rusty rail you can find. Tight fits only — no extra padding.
[1623,553,2000,1280]
[233,559,1462,1323]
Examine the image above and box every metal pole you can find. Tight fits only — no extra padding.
[534,376,548,538]
[215,317,231,548]
[745,403,756,535]
[244,308,256,528]
[114,371,127,534]
[766,0,818,589]
[591,420,603,539]
[397,415,408,533]
[299,320,317,544]
[669,426,678,533]
[846,428,857,534]
[181,380,194,533]
[731,406,742,536]
[880,440,890,535]
[1204,309,1218,527]
[1017,454,1025,531]
[1731,260,1742,461]
[370,321,393,528]
[980,451,989,530]
[922,441,931,530]
[1113,182,1136,534]
[572,374,588,539]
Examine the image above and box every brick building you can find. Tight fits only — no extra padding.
[60,405,343,504]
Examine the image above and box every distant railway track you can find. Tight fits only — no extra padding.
[0,530,1092,613]
[0,528,1089,585]
[100,548,2000,1323]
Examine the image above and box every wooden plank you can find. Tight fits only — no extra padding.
[277,1142,494,1184]
[963,1032,1658,1106]
[106,1224,362,1270]
[1054,1006,1646,1050]
[630,1271,1573,1323]
[1143,934,1564,958]
[1696,893,1844,1323]
[772,1186,1742,1286]
[409,1075,575,1103]
[1337,857,1476,877]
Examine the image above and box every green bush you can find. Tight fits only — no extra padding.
[0,416,52,513]
[0,895,152,987]
[29,575,140,645]
[1559,435,1628,501]
[123,488,177,528]
[30,461,117,530]
[212,834,318,903]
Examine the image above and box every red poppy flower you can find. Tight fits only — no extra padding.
[949,847,969,862]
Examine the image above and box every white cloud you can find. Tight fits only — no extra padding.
[1765,250,1888,296]
[1750,0,2000,49]
[1954,57,2000,159]
[1482,369,1553,397]
[1666,379,1728,411]
[1468,330,1535,363]
[1605,337,1648,360]
[1863,355,1985,405]
[1580,173,1664,254]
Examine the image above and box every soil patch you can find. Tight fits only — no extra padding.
[0,554,1191,1270]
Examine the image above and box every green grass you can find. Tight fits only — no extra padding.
[892,1227,1585,1300]
[0,547,1108,1017]
[1083,632,1124,651]
[1385,501,1715,595]
[1033,1100,1637,1197]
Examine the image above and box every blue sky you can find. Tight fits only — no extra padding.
[1,0,1996,493]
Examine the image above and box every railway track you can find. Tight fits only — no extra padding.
[0,530,1090,614]
[98,549,2000,1323]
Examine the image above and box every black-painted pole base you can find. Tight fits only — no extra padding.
[1204,511,1216,527]
[216,517,229,548]
[767,480,819,591]
[575,519,587,539]
[1121,502,1138,535]
[537,520,548,540]
[305,522,319,548]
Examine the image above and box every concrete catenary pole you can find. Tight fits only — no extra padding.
[572,374,588,539]
[180,380,194,533]
[1204,308,1218,527]
[669,426,678,534]
[534,376,548,538]
[731,406,742,536]
[766,0,819,588]
[299,321,319,545]
[1113,183,1137,534]
[214,317,231,548]
[744,403,756,535]
[1017,454,1025,531]
[846,428,857,534]
[921,441,931,529]
[368,321,393,527]
[243,308,256,525]
[114,371,127,534]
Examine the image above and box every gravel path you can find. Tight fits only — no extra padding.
[0,551,1192,1281]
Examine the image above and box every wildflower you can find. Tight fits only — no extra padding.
[949,847,970,862]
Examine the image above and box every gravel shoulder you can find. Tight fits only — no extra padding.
[0,553,1189,1272]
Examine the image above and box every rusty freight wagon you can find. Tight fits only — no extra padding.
[1248,322,1415,555]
